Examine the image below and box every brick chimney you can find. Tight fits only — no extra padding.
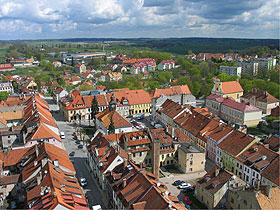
[123,158,128,169]
[123,178,127,188]
[150,131,160,180]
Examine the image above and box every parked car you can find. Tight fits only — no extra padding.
[154,123,163,129]
[137,125,144,130]
[69,151,75,156]
[130,119,135,123]
[173,180,184,186]
[60,132,65,139]
[182,196,192,205]
[80,177,87,187]
[75,140,81,144]
[183,187,195,192]
[137,113,144,120]
[73,132,77,136]
[78,144,83,149]
[92,205,102,210]
[73,136,78,140]
[178,182,192,189]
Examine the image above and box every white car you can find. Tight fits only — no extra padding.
[178,182,192,189]
[80,177,87,187]
[154,124,163,129]
[60,132,65,139]
[92,205,102,210]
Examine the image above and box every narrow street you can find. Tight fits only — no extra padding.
[45,97,107,209]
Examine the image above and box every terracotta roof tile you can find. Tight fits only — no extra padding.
[220,81,243,94]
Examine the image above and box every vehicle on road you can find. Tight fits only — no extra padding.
[73,136,78,140]
[154,123,163,129]
[60,132,65,139]
[75,140,81,144]
[137,125,144,130]
[182,196,192,205]
[73,132,77,136]
[137,113,144,120]
[173,180,184,186]
[183,187,195,192]
[69,151,75,156]
[79,177,87,187]
[130,119,135,123]
[92,205,102,210]
[178,182,192,189]
[78,144,83,149]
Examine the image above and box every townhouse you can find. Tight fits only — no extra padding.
[52,87,68,103]
[60,90,86,122]
[211,78,243,102]
[206,94,262,127]
[195,166,246,209]
[241,89,279,115]
[216,130,258,174]
[105,72,122,82]
[158,59,175,70]
[74,63,87,74]
[261,156,279,187]
[17,77,37,92]
[137,58,156,71]
[262,134,280,153]
[236,143,279,187]
[227,185,279,210]
[206,124,234,162]
[95,98,133,134]
[150,85,196,118]
[0,81,14,93]
[87,132,128,190]
[105,159,187,210]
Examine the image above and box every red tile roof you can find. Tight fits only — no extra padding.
[220,81,243,94]
[151,85,192,98]
[241,89,279,103]
[218,130,256,156]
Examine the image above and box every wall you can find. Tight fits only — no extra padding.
[178,149,205,173]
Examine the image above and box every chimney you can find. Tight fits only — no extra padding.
[35,145,39,157]
[151,131,160,180]
[123,158,128,169]
[123,178,127,188]
[53,159,59,168]
[171,127,175,139]
[37,175,41,185]
[128,152,132,161]
[266,185,272,198]
[215,167,220,177]
[139,161,143,170]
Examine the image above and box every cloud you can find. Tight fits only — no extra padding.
[0,0,278,39]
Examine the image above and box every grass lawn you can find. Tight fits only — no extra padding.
[184,191,207,209]
[247,126,269,137]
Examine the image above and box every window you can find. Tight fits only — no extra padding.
[190,154,193,158]
[8,135,10,138]
[253,171,255,176]
[139,152,142,157]
[231,198,234,203]
[238,204,240,209]
[167,154,170,157]
[133,153,136,157]
[237,163,239,167]
[243,199,247,205]
[190,168,192,172]
[190,161,193,165]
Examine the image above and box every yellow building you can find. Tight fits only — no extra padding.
[211,78,243,102]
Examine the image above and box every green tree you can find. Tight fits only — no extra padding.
[45,62,54,71]
[58,78,66,87]
[91,96,99,120]
[12,81,18,89]
[79,84,94,91]
[1,76,7,82]
[191,81,201,97]
[0,91,9,101]
[35,77,42,93]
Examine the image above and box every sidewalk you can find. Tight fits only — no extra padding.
[84,161,109,209]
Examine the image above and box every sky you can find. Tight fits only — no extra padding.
[0,0,279,40]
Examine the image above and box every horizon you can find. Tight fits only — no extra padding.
[0,0,279,40]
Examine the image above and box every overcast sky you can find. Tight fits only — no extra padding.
[0,0,279,40]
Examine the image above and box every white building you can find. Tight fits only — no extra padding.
[0,82,14,93]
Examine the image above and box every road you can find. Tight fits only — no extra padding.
[45,97,107,209]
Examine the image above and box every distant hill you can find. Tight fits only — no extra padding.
[3,37,279,55]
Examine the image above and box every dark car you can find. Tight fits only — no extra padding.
[69,151,75,156]
[183,187,195,192]
[73,136,78,140]
[75,140,81,144]
[173,180,184,186]
[78,144,83,149]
